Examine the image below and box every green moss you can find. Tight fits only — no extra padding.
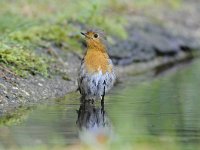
[0,0,130,78]
[7,0,128,45]
[0,43,48,77]
[0,13,27,35]
[63,0,127,38]
[9,24,82,51]
[130,0,182,8]
[10,25,64,43]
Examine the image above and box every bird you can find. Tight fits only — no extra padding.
[78,29,116,102]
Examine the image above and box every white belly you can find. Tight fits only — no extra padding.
[78,69,116,100]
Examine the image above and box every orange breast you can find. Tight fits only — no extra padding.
[84,50,112,74]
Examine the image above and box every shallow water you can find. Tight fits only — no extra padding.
[1,59,200,150]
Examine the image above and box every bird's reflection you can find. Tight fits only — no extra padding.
[76,99,113,146]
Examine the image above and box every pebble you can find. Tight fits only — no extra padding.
[21,89,30,96]
[38,83,43,87]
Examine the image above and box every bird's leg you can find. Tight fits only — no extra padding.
[101,104,105,123]
[101,81,106,106]
[101,88,105,122]
[101,85,106,113]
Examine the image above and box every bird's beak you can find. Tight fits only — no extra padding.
[81,32,90,39]
[81,32,86,36]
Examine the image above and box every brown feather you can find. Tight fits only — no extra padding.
[83,31,112,74]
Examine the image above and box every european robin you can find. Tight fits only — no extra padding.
[78,29,116,102]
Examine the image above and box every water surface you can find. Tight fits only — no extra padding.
[1,59,200,150]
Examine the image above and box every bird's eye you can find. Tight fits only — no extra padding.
[94,33,98,38]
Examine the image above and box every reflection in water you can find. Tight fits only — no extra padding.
[1,60,200,149]
[0,127,19,150]
[76,100,113,146]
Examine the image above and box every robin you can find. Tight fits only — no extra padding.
[78,29,116,102]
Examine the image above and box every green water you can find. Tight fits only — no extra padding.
[1,59,200,150]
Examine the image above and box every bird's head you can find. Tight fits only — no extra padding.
[81,30,106,51]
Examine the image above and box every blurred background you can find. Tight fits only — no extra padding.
[1,0,199,75]
[1,0,200,150]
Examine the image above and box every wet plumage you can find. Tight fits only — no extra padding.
[78,30,116,100]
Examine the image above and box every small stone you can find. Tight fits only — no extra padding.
[3,90,7,94]
[38,83,43,87]
[21,89,30,96]
[12,86,19,90]
[0,83,6,90]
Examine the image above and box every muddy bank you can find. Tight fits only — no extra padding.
[1,0,200,116]
[0,52,80,115]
